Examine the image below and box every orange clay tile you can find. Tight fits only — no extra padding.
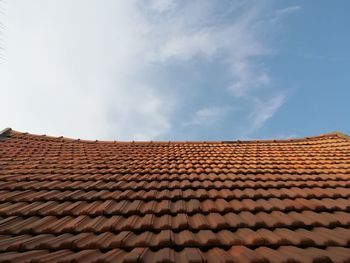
[0,128,350,262]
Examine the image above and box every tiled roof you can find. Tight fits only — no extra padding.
[0,128,350,262]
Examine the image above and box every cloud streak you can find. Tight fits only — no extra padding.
[250,94,286,130]
[0,1,298,140]
[275,5,301,16]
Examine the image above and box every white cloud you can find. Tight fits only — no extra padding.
[106,84,172,140]
[157,31,218,61]
[249,94,286,130]
[184,106,230,126]
[229,61,271,96]
[275,6,301,16]
[0,1,296,140]
[149,0,176,13]
[0,1,170,140]
[153,3,271,95]
[271,5,301,23]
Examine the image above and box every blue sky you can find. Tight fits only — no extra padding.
[0,0,349,141]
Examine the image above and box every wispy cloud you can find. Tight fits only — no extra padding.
[149,0,177,13]
[184,106,231,127]
[0,1,298,140]
[249,94,286,130]
[275,5,301,16]
[271,5,301,23]
[229,63,271,97]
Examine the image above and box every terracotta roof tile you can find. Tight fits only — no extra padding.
[0,129,350,262]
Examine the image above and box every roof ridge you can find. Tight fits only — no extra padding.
[222,132,343,144]
[5,128,346,144]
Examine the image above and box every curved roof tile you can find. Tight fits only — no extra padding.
[0,129,350,262]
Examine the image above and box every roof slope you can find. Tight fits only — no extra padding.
[0,129,350,262]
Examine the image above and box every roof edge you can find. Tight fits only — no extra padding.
[0,127,12,141]
[221,132,346,144]
[331,131,350,142]
[6,129,347,144]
